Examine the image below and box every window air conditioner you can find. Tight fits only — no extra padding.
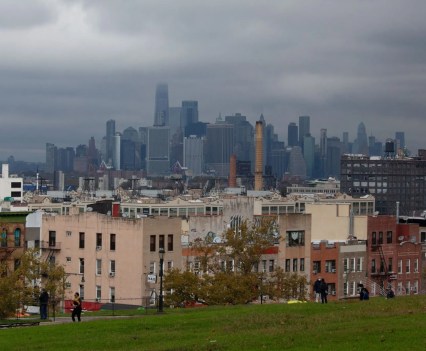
[109,272,115,277]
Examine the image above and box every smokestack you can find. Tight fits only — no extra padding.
[229,154,237,188]
[255,121,263,190]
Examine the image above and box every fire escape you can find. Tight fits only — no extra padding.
[370,241,391,292]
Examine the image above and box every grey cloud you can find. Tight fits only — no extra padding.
[0,0,56,29]
[1,0,426,161]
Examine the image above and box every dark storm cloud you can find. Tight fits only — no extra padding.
[1,0,426,161]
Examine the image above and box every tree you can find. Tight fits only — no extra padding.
[165,218,279,306]
[0,249,66,319]
[268,267,308,301]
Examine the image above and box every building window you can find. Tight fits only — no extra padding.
[167,261,173,270]
[1,229,7,247]
[413,280,418,294]
[300,258,305,272]
[167,234,173,251]
[349,258,355,272]
[325,260,336,273]
[398,259,402,274]
[110,260,116,274]
[150,235,156,252]
[48,230,56,247]
[414,259,418,273]
[372,232,376,245]
[96,259,102,275]
[371,259,376,273]
[269,260,274,272]
[378,232,383,245]
[66,231,72,237]
[14,228,21,247]
[159,235,165,250]
[285,259,290,272]
[386,231,393,244]
[79,258,84,274]
[96,233,102,249]
[149,261,155,274]
[388,257,393,273]
[286,231,305,246]
[66,257,71,263]
[313,261,321,274]
[343,258,349,272]
[421,232,426,243]
[79,285,85,300]
[356,257,363,272]
[110,287,115,303]
[79,232,85,249]
[262,260,267,273]
[405,259,410,273]
[96,286,101,302]
[110,234,116,251]
[292,258,298,272]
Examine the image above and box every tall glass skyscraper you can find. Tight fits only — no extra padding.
[298,115,310,152]
[154,83,169,127]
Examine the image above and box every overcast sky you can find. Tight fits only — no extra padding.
[1,0,426,162]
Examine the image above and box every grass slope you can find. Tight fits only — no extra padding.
[1,296,425,351]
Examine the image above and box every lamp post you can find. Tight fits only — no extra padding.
[158,247,165,313]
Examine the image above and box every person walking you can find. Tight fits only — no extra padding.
[313,278,321,303]
[39,289,49,320]
[71,292,83,322]
[320,278,328,304]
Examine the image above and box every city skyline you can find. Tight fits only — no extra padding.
[1,1,426,162]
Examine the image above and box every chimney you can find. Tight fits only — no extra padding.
[255,121,263,191]
[229,154,237,188]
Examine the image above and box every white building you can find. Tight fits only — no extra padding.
[0,164,23,203]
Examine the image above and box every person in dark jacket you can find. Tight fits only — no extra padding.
[39,289,49,320]
[319,278,328,304]
[313,278,321,303]
[71,292,83,322]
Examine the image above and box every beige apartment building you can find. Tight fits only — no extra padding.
[40,212,183,308]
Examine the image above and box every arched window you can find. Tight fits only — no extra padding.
[14,228,21,247]
[1,229,7,247]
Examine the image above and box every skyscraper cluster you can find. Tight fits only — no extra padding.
[44,83,409,186]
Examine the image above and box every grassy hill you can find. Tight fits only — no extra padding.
[1,295,425,350]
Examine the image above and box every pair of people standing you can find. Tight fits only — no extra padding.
[313,278,328,303]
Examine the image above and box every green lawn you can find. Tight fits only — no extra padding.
[1,296,425,350]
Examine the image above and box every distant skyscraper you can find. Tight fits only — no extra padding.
[288,146,307,178]
[106,119,116,164]
[354,122,368,155]
[45,143,57,174]
[180,101,199,131]
[112,133,121,170]
[395,131,405,151]
[154,83,169,126]
[205,123,234,177]
[288,122,298,147]
[184,136,204,176]
[169,107,182,134]
[326,137,342,178]
[320,128,327,177]
[298,116,310,152]
[303,134,315,178]
[146,126,170,175]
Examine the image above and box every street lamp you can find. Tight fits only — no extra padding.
[158,247,165,313]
